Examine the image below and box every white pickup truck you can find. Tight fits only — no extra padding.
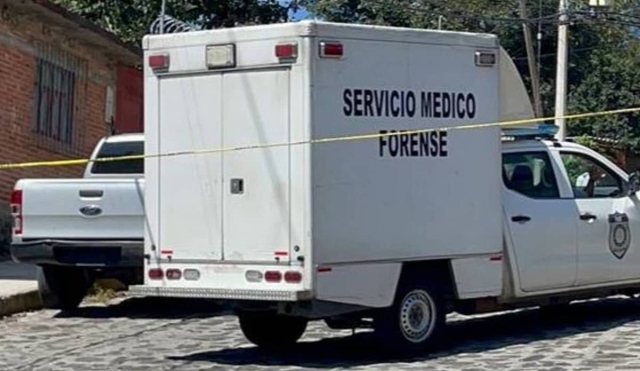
[130,21,640,354]
[11,133,144,310]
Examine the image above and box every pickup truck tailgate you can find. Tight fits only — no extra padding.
[17,178,144,240]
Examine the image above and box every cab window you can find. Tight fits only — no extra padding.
[91,140,144,175]
[559,152,623,199]
[502,152,560,199]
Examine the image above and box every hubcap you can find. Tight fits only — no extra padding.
[399,290,436,343]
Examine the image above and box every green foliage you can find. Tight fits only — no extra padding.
[54,0,640,149]
[52,0,291,44]
[573,135,597,149]
[303,0,640,150]
[562,155,587,187]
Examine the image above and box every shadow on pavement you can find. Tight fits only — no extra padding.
[54,297,228,320]
[168,296,640,368]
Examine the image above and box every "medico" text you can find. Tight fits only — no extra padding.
[343,88,476,119]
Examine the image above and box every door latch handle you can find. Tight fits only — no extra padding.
[231,178,244,195]
[580,213,597,221]
[511,215,531,223]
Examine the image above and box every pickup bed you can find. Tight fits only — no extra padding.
[11,133,144,310]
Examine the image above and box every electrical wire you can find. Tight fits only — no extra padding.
[512,46,600,61]
[359,0,561,25]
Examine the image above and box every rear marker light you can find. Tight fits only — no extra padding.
[166,269,182,280]
[475,51,497,67]
[206,44,236,69]
[490,255,503,262]
[317,266,332,273]
[284,271,302,283]
[265,271,282,283]
[183,269,200,281]
[245,270,263,283]
[12,216,22,235]
[275,43,297,61]
[148,268,164,280]
[149,54,169,71]
[319,41,343,58]
[10,189,22,208]
[10,189,22,235]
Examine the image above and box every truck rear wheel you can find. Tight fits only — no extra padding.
[373,277,446,354]
[37,266,92,310]
[238,311,308,350]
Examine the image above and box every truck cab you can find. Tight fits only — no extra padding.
[501,136,640,298]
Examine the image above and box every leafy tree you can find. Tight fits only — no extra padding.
[56,0,640,151]
[302,0,640,150]
[53,0,291,44]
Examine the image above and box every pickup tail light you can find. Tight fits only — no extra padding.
[10,189,22,235]
[148,268,164,280]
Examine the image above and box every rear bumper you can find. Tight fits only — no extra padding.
[10,239,143,268]
[129,285,313,302]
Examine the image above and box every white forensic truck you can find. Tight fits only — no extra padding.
[130,21,640,353]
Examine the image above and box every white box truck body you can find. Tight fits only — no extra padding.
[132,21,640,353]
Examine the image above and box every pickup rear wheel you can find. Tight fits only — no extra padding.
[373,277,446,354]
[238,311,308,350]
[37,266,93,311]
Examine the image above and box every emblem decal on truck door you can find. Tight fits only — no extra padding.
[609,212,631,259]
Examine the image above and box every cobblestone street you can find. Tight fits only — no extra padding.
[2,296,640,370]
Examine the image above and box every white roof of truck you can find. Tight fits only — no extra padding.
[143,20,499,51]
[102,133,144,143]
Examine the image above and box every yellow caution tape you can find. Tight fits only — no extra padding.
[0,106,639,170]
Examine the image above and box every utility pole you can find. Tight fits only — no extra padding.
[518,0,543,118]
[554,0,569,140]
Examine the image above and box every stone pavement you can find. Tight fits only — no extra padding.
[0,261,40,317]
[2,295,640,370]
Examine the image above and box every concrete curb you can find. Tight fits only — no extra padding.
[0,289,42,318]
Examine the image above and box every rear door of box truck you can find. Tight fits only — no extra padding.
[149,43,294,265]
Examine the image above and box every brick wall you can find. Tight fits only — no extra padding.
[0,17,117,203]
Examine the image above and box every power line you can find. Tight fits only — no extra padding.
[360,0,560,26]
[512,46,599,61]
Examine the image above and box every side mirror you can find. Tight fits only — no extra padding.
[628,171,640,196]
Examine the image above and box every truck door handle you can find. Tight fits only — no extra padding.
[580,213,597,221]
[79,189,103,198]
[511,215,531,223]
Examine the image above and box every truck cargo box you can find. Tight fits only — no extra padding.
[137,21,506,304]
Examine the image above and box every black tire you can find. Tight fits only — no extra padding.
[238,311,308,350]
[37,266,93,311]
[373,276,446,355]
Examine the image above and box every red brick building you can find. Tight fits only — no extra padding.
[0,0,143,202]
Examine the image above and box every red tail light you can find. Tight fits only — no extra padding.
[275,43,297,60]
[166,269,182,280]
[148,268,164,280]
[265,271,282,283]
[149,53,170,71]
[10,189,22,235]
[319,42,343,58]
[284,271,302,283]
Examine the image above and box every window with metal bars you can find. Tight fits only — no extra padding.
[33,59,76,144]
